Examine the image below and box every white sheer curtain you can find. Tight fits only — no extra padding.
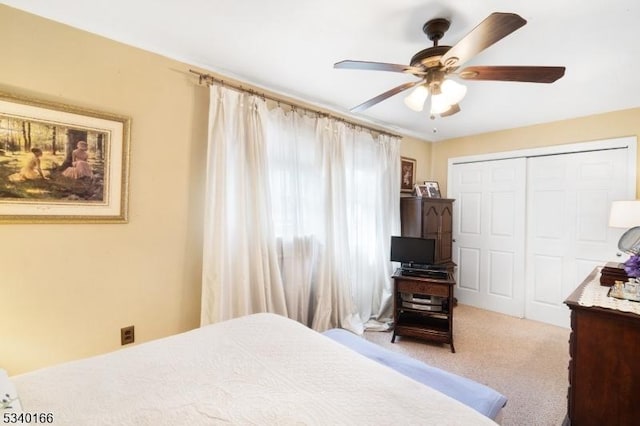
[201,85,401,332]
[201,86,288,326]
[267,108,401,333]
[343,131,402,330]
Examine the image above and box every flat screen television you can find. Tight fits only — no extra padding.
[390,236,435,269]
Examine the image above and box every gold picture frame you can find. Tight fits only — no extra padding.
[0,92,131,223]
[401,157,416,193]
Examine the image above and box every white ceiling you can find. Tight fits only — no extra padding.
[4,0,639,141]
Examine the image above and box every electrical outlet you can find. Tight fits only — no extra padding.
[121,325,135,345]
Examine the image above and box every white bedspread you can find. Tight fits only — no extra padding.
[13,313,495,425]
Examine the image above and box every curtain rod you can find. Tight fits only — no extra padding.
[189,69,401,139]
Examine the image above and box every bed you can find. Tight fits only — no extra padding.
[323,328,506,421]
[6,313,499,425]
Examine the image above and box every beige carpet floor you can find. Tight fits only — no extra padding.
[364,304,569,426]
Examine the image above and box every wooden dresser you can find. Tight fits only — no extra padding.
[564,269,640,425]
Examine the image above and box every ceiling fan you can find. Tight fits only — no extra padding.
[334,12,565,117]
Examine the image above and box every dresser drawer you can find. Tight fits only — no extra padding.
[396,280,449,298]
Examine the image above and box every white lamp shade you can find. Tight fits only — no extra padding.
[441,79,467,105]
[609,200,640,228]
[430,92,452,114]
[403,85,429,112]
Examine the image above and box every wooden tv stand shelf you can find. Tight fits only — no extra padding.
[391,269,455,353]
[564,268,640,425]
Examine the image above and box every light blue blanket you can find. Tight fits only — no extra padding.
[323,328,507,420]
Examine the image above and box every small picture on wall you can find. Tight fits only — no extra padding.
[423,181,442,198]
[401,157,416,193]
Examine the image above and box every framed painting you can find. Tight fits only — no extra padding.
[0,92,131,223]
[400,157,416,193]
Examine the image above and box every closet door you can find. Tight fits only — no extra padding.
[449,137,635,327]
[526,149,630,327]
[451,158,527,317]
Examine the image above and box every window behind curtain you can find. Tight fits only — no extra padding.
[265,108,400,331]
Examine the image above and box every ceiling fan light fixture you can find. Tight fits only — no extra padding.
[441,79,467,105]
[403,84,430,111]
[334,13,565,116]
[430,92,452,114]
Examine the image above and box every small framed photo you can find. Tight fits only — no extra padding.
[423,181,442,198]
[400,157,416,193]
[414,184,429,198]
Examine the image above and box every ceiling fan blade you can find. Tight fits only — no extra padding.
[441,13,527,69]
[335,60,425,75]
[440,103,461,118]
[459,66,566,83]
[350,80,422,112]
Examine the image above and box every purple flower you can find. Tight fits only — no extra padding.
[623,255,640,278]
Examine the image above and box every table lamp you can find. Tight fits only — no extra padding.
[601,200,640,285]
[609,200,640,229]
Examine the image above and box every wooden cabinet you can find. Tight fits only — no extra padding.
[392,270,456,352]
[400,197,454,265]
[564,269,640,425]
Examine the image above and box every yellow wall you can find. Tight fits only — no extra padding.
[400,136,432,185]
[0,6,208,374]
[430,108,640,196]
